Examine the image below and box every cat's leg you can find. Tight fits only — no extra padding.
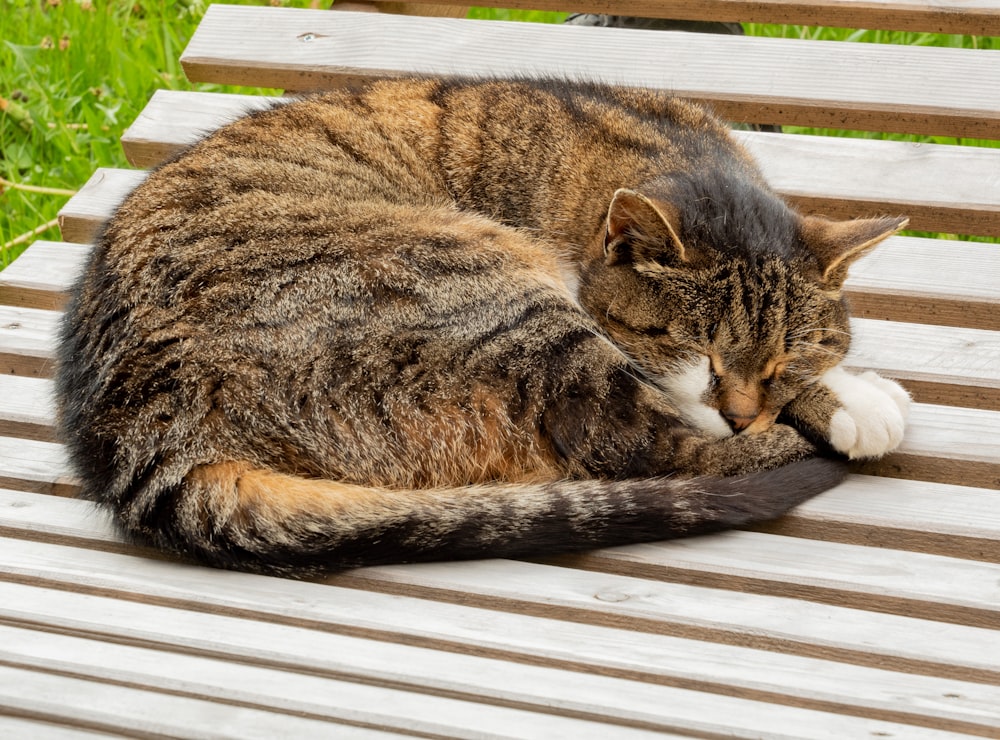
[539,349,818,480]
[782,365,910,460]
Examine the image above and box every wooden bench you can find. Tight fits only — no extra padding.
[1,3,998,735]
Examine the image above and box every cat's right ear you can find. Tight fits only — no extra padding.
[604,188,687,267]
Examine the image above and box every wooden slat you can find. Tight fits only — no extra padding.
[4,483,995,631]
[0,716,120,740]
[333,558,1000,682]
[0,523,996,734]
[542,530,1000,628]
[847,318,1000,411]
[846,236,1000,332]
[871,403,1000,490]
[0,241,87,310]
[0,375,55,443]
[0,305,60,378]
[0,664,412,739]
[411,0,1000,35]
[736,132,1000,236]
[56,168,140,245]
[120,90,277,168]
[180,6,1000,140]
[0,437,75,497]
[761,475,1000,561]
[3,622,691,740]
[120,87,1000,237]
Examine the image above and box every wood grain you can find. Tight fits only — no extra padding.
[541,529,1000,628]
[847,318,1000,411]
[0,375,55,443]
[0,305,60,378]
[846,236,1000,332]
[390,0,1000,35]
[0,437,75,498]
[0,605,973,739]
[333,558,1000,683]
[735,132,1000,236]
[180,6,1000,140]
[0,578,992,736]
[57,168,143,245]
[0,528,997,731]
[0,241,87,311]
[868,403,1000,490]
[761,475,1000,562]
[0,663,412,739]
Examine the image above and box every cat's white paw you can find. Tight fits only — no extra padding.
[821,366,910,460]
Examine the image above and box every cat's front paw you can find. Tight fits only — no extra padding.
[821,367,910,460]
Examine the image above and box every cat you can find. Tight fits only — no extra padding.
[56,78,910,576]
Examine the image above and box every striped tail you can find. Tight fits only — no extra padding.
[122,457,848,576]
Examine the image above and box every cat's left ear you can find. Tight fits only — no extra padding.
[603,188,687,267]
[799,215,908,290]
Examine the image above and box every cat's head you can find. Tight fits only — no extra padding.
[580,185,907,439]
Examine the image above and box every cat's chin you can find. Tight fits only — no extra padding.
[656,358,734,439]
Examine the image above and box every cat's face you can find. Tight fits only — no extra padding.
[580,188,905,439]
[592,257,850,438]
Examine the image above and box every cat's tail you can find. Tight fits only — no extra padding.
[124,457,846,576]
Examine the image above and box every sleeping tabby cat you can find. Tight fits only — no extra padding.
[57,78,910,576]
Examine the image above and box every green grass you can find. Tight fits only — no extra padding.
[1,2,997,268]
[0,0,318,267]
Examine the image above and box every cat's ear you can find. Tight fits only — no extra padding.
[604,188,687,267]
[800,214,908,290]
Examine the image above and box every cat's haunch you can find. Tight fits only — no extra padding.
[57,78,909,575]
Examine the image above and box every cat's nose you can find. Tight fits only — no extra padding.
[721,408,758,433]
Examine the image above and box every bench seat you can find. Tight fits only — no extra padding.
[2,3,997,735]
[2,489,999,736]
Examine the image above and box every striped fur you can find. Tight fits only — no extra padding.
[57,79,905,575]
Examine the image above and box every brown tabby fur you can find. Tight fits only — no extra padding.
[57,78,905,576]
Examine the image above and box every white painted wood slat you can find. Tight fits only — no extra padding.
[0,240,88,311]
[0,305,60,378]
[180,6,1000,141]
[0,437,75,497]
[0,665,413,740]
[4,486,996,629]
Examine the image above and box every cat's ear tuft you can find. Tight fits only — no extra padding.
[800,215,908,290]
[604,188,687,267]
